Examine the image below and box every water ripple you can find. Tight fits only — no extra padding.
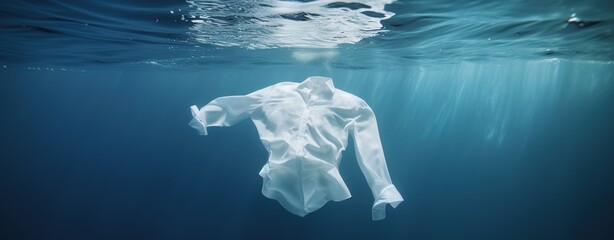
[186,0,396,49]
[0,0,612,67]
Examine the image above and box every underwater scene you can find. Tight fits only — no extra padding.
[1,0,613,239]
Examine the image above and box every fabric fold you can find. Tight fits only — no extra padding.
[189,105,208,135]
[371,185,404,221]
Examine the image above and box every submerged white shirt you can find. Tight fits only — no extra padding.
[189,76,403,220]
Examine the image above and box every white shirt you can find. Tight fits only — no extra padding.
[189,76,403,220]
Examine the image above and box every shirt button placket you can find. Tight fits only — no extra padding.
[297,102,311,157]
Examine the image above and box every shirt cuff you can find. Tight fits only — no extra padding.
[189,105,208,136]
[372,185,404,221]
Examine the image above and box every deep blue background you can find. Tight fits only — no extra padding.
[1,0,614,239]
[0,64,613,239]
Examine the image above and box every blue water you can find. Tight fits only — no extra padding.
[1,1,613,239]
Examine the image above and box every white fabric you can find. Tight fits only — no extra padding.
[190,76,403,220]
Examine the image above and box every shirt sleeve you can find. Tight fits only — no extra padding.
[351,100,404,221]
[189,85,274,135]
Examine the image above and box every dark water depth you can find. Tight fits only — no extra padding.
[1,62,614,239]
[1,1,614,240]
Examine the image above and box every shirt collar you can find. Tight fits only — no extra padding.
[297,76,336,100]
